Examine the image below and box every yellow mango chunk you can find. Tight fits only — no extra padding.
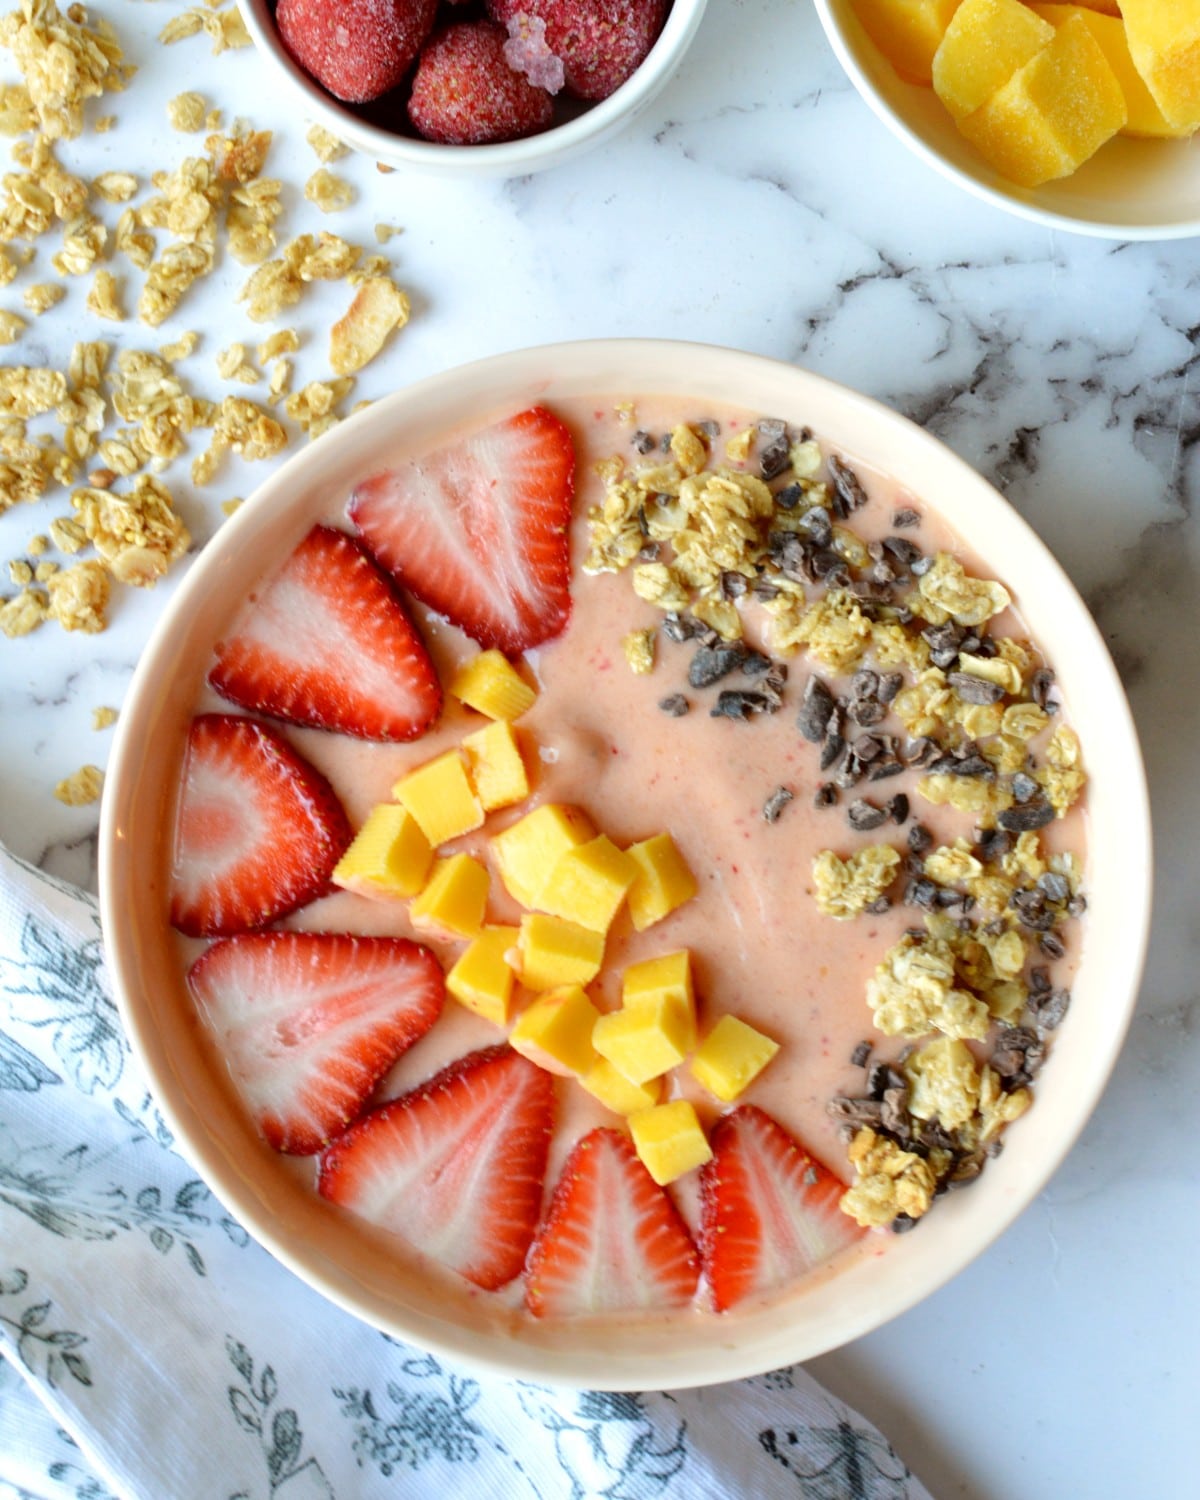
[628,1100,713,1186]
[538,834,639,933]
[1032,5,1192,137]
[409,853,488,939]
[462,720,530,813]
[393,749,483,849]
[509,985,601,1077]
[932,0,1053,119]
[516,912,605,991]
[852,0,963,84]
[450,649,537,720]
[1120,0,1200,131]
[959,14,1126,187]
[579,1059,664,1116]
[330,802,432,900]
[690,1015,781,1103]
[592,994,693,1086]
[490,803,595,909]
[621,950,696,1050]
[625,832,698,933]
[445,924,519,1025]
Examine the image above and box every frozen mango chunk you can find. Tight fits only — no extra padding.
[1033,5,1192,137]
[852,0,963,85]
[959,14,1126,187]
[445,924,519,1025]
[625,832,698,932]
[538,834,639,933]
[592,993,693,1086]
[450,649,537,720]
[509,985,601,1077]
[1120,0,1200,131]
[621,950,696,1050]
[462,720,530,813]
[932,0,1054,120]
[516,912,604,991]
[409,852,488,940]
[330,802,432,900]
[579,1059,664,1116]
[490,803,595,909]
[393,749,483,849]
[629,1100,712,1186]
[690,1015,781,1103]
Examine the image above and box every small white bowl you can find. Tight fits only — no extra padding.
[100,340,1151,1391]
[235,0,709,177]
[814,0,1200,240]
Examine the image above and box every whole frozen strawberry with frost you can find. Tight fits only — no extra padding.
[408,20,555,145]
[276,0,438,104]
[487,0,670,100]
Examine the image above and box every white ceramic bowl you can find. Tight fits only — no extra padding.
[100,340,1151,1390]
[236,0,708,177]
[814,0,1200,240]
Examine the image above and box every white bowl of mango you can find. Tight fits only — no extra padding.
[814,0,1200,239]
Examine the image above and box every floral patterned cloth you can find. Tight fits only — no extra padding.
[0,844,934,1500]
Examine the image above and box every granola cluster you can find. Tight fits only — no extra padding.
[588,407,1088,1236]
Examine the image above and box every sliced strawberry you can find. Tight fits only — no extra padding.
[699,1105,864,1313]
[318,1045,554,1290]
[188,933,444,1155]
[170,714,352,937]
[347,405,575,655]
[525,1127,700,1318]
[208,525,442,742]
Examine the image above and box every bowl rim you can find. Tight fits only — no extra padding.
[235,0,710,175]
[99,338,1153,1389]
[812,0,1200,243]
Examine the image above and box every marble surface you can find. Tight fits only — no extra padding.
[1,2,1196,1496]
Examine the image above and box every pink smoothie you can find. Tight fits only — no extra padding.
[169,394,1087,1319]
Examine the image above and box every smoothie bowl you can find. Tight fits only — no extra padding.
[99,341,1150,1390]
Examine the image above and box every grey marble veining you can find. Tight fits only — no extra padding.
[1,2,1197,1496]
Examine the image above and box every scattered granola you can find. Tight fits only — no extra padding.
[91,704,116,730]
[304,167,354,214]
[0,307,23,341]
[22,281,63,314]
[623,627,655,675]
[329,276,409,375]
[45,554,108,628]
[167,90,206,133]
[812,845,901,920]
[305,123,347,163]
[1,0,128,140]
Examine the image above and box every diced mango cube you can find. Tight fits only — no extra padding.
[852,0,963,85]
[1033,5,1192,137]
[932,0,1054,120]
[959,14,1126,187]
[592,994,693,1086]
[1120,0,1200,131]
[490,803,595,909]
[625,832,698,932]
[628,1100,712,1186]
[579,1059,664,1116]
[409,852,488,939]
[509,985,601,1076]
[621,950,696,1050]
[393,749,483,848]
[462,720,530,813]
[450,649,537,721]
[445,924,519,1025]
[516,912,605,991]
[690,1015,781,1103]
[538,834,639,933]
[330,802,432,900]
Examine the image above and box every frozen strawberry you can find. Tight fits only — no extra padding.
[699,1105,864,1313]
[169,714,352,937]
[525,1127,700,1318]
[319,1044,555,1290]
[275,0,438,104]
[348,405,574,654]
[407,21,555,146]
[487,0,669,100]
[208,525,441,743]
[188,932,443,1154]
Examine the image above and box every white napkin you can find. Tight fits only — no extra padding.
[0,843,933,1500]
